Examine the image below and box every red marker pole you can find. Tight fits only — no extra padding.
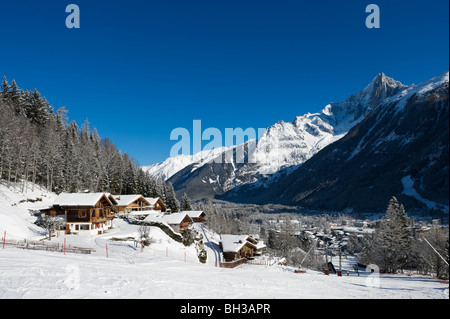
[106,244,108,258]
[64,238,66,255]
[2,231,5,249]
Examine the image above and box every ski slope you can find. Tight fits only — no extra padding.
[0,183,448,299]
[1,246,448,299]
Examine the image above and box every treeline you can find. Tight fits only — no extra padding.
[0,76,181,211]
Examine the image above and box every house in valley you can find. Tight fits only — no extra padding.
[144,197,166,212]
[219,235,266,262]
[185,211,206,223]
[164,212,193,232]
[143,211,193,233]
[115,195,151,214]
[41,193,117,235]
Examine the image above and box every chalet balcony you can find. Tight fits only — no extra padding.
[91,216,107,223]
[66,215,107,223]
[105,212,116,219]
[67,215,90,223]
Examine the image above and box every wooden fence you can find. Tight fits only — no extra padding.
[2,238,93,255]
[246,258,274,266]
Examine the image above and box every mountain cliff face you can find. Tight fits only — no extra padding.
[221,71,449,214]
[164,73,408,200]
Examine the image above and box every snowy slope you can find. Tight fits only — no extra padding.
[1,244,448,299]
[0,183,57,240]
[0,183,447,299]
[386,70,449,113]
[401,176,449,213]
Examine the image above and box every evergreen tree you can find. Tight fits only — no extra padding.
[165,182,180,213]
[180,193,192,211]
[28,89,50,126]
[1,76,9,96]
[374,197,411,272]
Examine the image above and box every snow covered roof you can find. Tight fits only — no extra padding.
[53,193,112,207]
[143,211,192,225]
[115,195,149,206]
[145,197,161,206]
[164,212,192,224]
[220,235,257,253]
[128,210,158,216]
[255,241,266,250]
[184,211,205,218]
[142,211,163,222]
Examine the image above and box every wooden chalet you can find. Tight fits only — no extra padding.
[143,212,193,233]
[115,195,151,214]
[144,197,166,212]
[185,211,206,223]
[164,213,193,232]
[219,235,266,262]
[42,193,117,235]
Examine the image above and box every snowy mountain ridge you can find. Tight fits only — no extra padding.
[160,73,409,200]
[142,146,230,181]
[220,70,449,213]
[246,72,408,176]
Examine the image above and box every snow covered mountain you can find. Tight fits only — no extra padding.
[142,146,230,180]
[243,72,407,176]
[222,71,449,214]
[165,73,408,200]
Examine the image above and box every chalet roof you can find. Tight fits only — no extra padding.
[53,193,111,207]
[142,211,163,222]
[220,235,257,253]
[143,211,192,225]
[145,197,162,206]
[115,195,150,206]
[255,241,266,250]
[128,210,159,217]
[164,212,192,224]
[184,211,205,218]
[104,193,118,205]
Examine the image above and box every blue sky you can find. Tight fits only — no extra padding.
[0,0,448,165]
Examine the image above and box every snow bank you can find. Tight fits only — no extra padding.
[0,183,57,240]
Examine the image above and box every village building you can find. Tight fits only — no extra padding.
[114,195,151,214]
[41,193,117,235]
[219,235,266,262]
[144,197,166,212]
[143,211,193,233]
[185,211,206,223]
[164,212,193,232]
